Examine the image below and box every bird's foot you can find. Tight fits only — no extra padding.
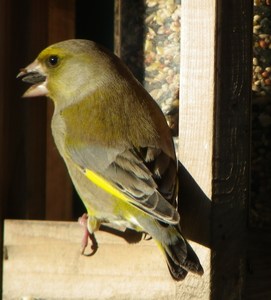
[78,213,98,256]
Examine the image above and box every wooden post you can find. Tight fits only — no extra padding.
[178,0,215,298]
[212,1,252,298]
[179,0,252,299]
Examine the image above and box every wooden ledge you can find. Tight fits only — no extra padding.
[3,220,209,300]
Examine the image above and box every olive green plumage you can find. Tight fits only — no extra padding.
[18,39,203,280]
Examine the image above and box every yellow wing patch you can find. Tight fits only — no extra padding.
[84,168,128,202]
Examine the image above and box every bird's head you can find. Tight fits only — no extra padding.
[17,39,120,107]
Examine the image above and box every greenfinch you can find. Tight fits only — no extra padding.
[18,39,203,280]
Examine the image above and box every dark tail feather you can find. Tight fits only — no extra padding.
[164,229,204,281]
[182,239,204,275]
[165,252,188,281]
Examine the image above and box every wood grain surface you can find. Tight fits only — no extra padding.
[3,220,209,300]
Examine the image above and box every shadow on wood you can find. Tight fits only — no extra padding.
[178,162,211,248]
[100,225,143,244]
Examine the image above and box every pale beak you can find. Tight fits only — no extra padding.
[17,60,48,98]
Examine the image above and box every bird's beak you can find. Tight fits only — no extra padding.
[17,60,48,98]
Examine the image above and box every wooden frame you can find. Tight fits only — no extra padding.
[2,0,256,299]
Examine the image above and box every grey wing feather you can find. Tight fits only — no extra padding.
[68,144,179,224]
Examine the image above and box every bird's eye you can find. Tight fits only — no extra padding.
[47,55,59,67]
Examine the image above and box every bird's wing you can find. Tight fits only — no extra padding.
[66,143,180,225]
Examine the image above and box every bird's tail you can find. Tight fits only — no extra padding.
[158,225,204,281]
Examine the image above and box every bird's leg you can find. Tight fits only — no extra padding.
[78,213,99,256]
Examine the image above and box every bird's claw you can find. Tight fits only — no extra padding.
[78,213,98,256]
[143,232,152,240]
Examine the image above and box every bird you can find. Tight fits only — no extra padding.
[17,39,203,280]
